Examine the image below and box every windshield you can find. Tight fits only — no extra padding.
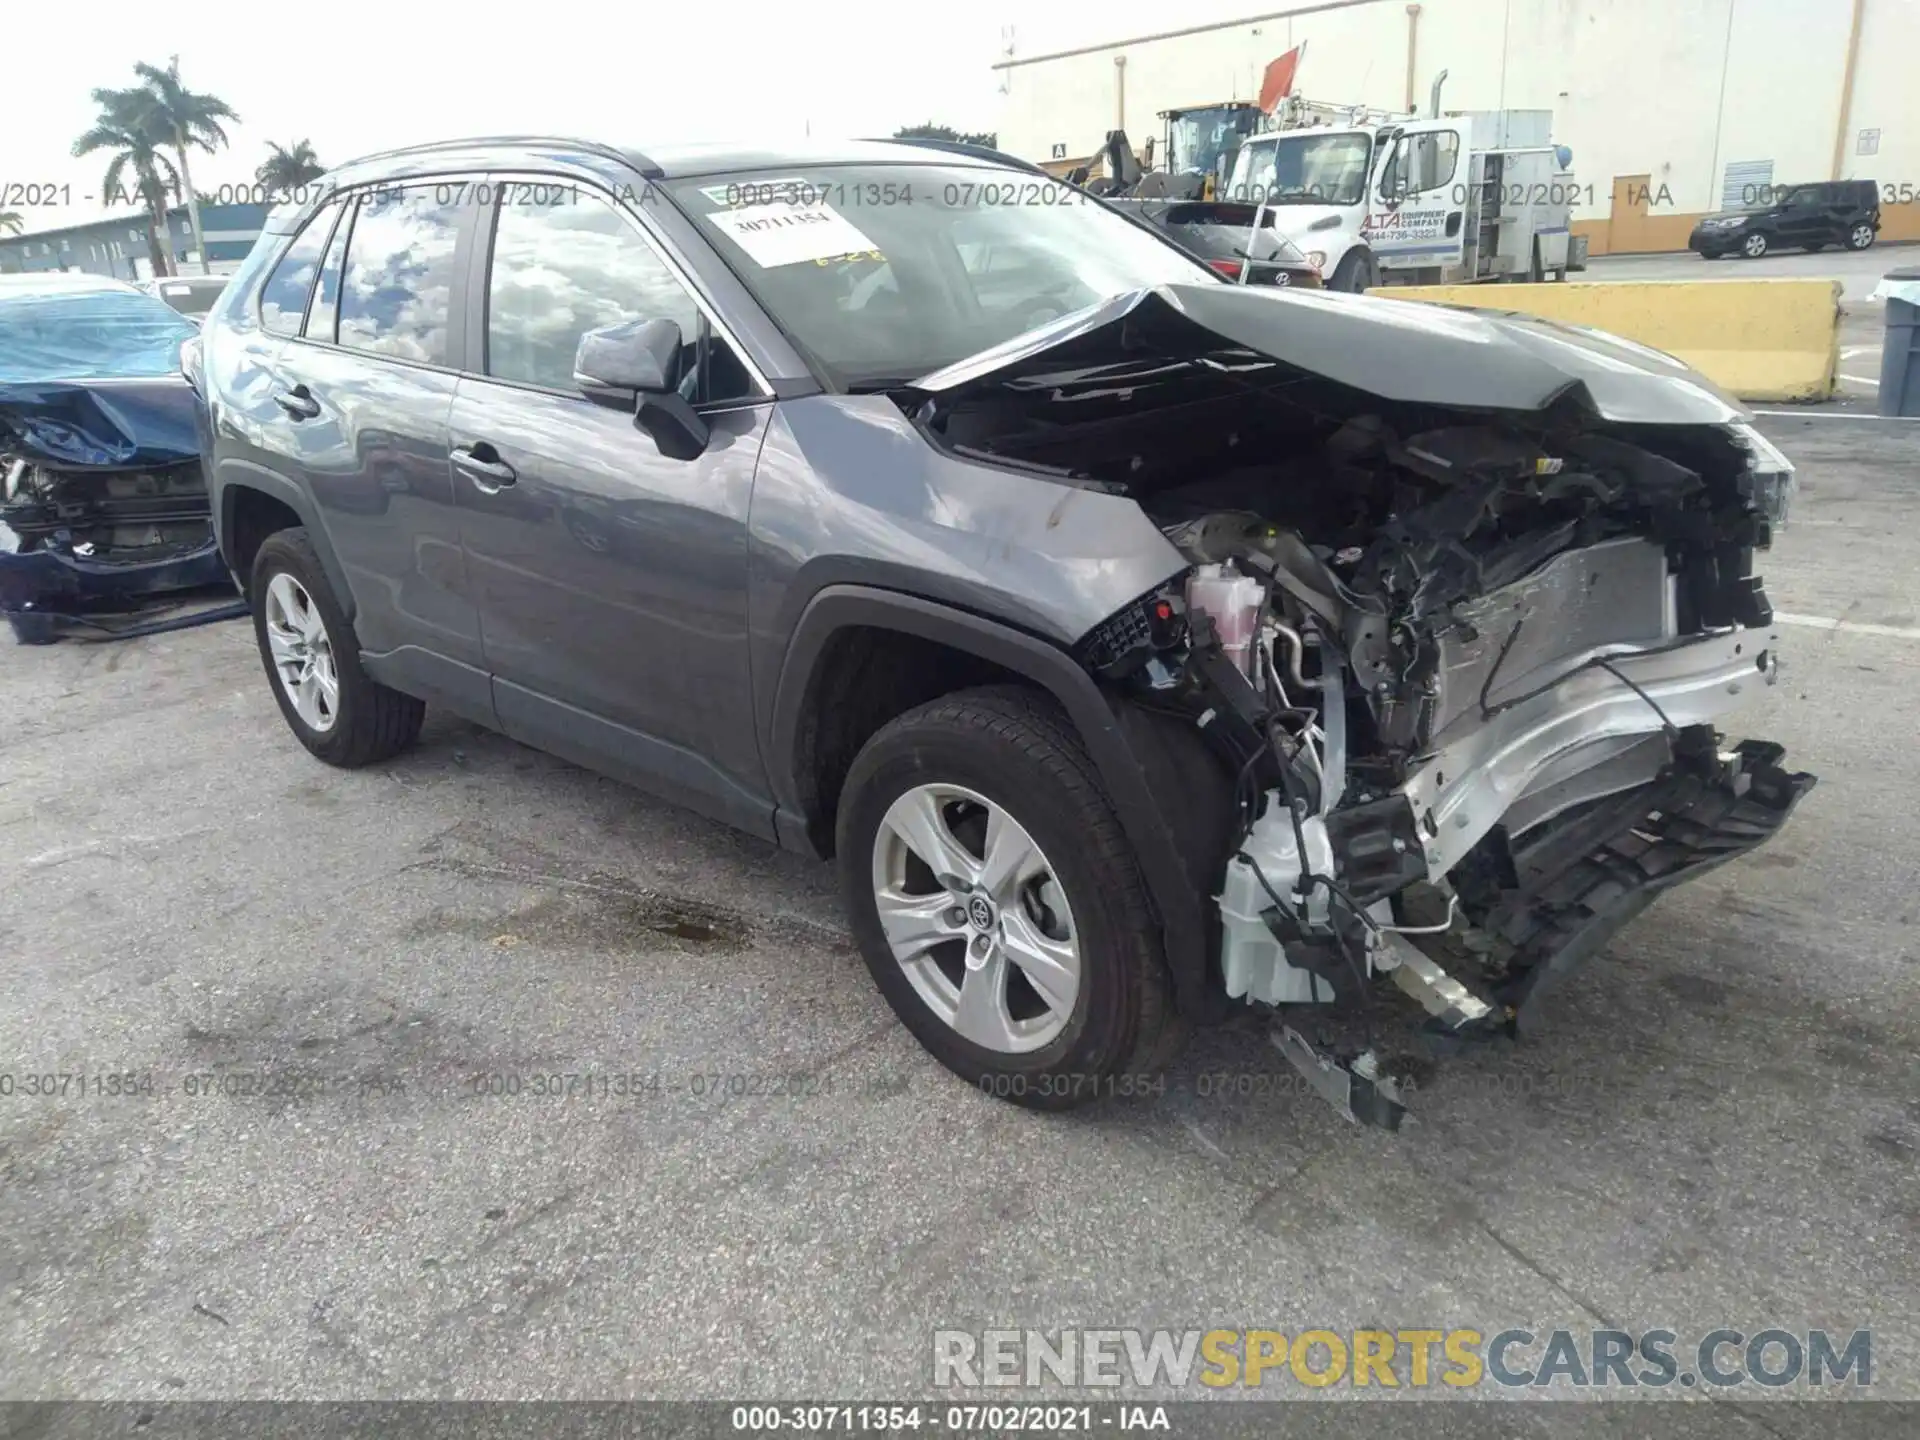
[1168,108,1252,180]
[1150,203,1309,263]
[667,164,1216,388]
[1226,132,1373,207]
[0,286,198,382]
[1177,224,1309,264]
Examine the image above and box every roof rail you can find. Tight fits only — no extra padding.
[334,135,663,179]
[863,136,1053,179]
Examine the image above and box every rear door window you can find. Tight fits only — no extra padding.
[336,186,461,366]
[258,199,343,336]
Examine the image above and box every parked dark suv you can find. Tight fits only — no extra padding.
[1689,179,1880,259]
[189,136,1809,1127]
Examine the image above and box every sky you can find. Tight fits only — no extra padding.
[1,0,1278,236]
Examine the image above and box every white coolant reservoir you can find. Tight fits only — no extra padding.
[1186,563,1265,677]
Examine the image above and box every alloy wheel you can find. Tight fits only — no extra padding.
[263,572,340,733]
[869,782,1081,1053]
[1850,223,1874,249]
[1743,233,1768,257]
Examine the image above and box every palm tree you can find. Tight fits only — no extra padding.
[256,140,325,193]
[0,210,23,236]
[72,87,180,278]
[132,57,239,276]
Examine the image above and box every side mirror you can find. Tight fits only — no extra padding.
[574,317,683,398]
[572,317,711,461]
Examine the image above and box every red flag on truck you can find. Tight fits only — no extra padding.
[1258,44,1305,113]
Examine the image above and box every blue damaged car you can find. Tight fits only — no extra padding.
[0,271,232,643]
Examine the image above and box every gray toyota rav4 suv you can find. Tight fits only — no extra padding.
[189,136,1812,1127]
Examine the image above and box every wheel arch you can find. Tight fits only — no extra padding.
[1329,242,1377,291]
[768,584,1227,1022]
[215,463,352,617]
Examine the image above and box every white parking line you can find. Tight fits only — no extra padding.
[1837,373,1881,387]
[1774,612,1920,641]
[1840,345,1879,359]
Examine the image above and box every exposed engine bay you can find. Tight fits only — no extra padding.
[910,287,1816,1128]
[0,379,230,642]
[3,456,213,565]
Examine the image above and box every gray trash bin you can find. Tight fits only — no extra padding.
[1877,266,1920,417]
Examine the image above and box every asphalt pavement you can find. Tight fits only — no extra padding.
[2,415,1917,1410]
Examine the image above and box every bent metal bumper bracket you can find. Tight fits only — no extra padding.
[1402,624,1777,879]
[1269,1024,1411,1131]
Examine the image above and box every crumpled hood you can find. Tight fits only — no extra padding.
[911,283,1748,427]
[0,378,200,469]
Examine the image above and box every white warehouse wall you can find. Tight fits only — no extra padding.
[993,0,1917,250]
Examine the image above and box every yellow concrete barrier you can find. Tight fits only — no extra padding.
[1367,279,1842,403]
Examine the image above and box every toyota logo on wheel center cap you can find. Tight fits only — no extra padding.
[966,895,997,930]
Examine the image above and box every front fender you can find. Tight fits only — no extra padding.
[767,584,1228,1023]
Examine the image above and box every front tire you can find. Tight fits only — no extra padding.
[836,687,1181,1109]
[1741,231,1770,258]
[1328,249,1376,294]
[250,527,424,767]
[1846,221,1875,251]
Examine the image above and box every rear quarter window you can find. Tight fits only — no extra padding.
[258,200,343,337]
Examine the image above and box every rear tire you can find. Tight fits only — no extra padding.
[1328,249,1376,294]
[836,686,1182,1109]
[250,527,424,767]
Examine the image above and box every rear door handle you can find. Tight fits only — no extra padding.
[273,384,320,420]
[452,444,518,492]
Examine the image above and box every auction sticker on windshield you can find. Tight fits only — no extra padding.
[707,202,882,268]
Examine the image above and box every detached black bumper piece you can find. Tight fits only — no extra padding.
[1478,738,1816,1030]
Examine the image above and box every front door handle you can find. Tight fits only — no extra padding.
[452,444,518,492]
[273,384,320,420]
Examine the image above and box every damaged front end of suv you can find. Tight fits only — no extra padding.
[910,283,1815,1127]
[0,277,231,645]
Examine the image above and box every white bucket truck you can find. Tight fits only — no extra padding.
[1222,77,1578,293]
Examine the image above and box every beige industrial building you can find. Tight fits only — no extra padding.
[992,0,1917,254]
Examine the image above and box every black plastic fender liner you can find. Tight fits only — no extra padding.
[768,584,1229,1023]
